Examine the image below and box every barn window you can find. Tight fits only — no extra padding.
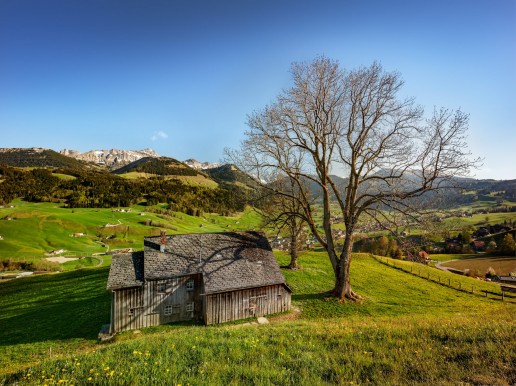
[186,280,194,291]
[128,307,135,315]
[163,305,173,315]
[186,302,194,312]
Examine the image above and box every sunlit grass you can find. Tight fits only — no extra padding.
[0,200,262,259]
[1,252,515,384]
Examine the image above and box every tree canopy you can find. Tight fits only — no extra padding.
[228,56,479,300]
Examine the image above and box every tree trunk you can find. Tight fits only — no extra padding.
[288,229,299,270]
[332,232,362,301]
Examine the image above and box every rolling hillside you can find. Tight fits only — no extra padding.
[1,252,514,384]
[204,164,258,187]
[113,156,219,187]
[113,156,198,176]
[0,200,262,259]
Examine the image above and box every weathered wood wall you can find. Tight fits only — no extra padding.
[111,286,144,333]
[111,273,201,333]
[204,284,291,325]
[111,280,291,332]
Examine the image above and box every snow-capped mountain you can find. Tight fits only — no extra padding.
[60,148,159,168]
[183,159,220,170]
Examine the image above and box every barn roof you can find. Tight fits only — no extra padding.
[143,231,288,294]
[107,251,144,290]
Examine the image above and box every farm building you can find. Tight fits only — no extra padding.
[107,231,292,333]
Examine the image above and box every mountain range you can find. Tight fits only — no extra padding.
[59,148,159,168]
[0,147,514,201]
[0,147,244,186]
[0,147,219,172]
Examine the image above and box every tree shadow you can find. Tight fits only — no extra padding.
[292,292,329,301]
[0,268,111,347]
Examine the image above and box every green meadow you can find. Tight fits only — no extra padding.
[1,252,514,385]
[0,200,262,260]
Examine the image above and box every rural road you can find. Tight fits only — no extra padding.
[434,259,460,273]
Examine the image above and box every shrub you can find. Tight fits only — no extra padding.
[0,259,59,272]
[485,266,496,278]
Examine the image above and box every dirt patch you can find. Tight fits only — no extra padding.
[45,256,79,264]
[268,307,302,323]
[442,256,516,276]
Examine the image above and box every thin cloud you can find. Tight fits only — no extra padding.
[151,131,169,141]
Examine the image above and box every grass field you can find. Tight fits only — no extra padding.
[118,172,219,188]
[0,200,261,260]
[443,212,516,228]
[1,252,514,385]
[51,173,76,181]
[429,253,479,262]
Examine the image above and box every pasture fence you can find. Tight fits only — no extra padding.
[372,254,516,303]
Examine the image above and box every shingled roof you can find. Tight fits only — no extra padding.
[107,231,289,294]
[143,231,288,294]
[107,251,144,290]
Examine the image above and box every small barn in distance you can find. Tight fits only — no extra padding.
[107,231,292,333]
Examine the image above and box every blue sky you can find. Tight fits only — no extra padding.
[1,0,514,179]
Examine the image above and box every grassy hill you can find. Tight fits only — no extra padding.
[0,200,262,260]
[114,157,221,188]
[204,164,258,188]
[1,252,514,385]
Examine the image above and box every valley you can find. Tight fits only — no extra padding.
[0,147,515,385]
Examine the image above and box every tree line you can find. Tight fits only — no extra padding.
[0,165,249,215]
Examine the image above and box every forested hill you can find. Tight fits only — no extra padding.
[0,148,93,170]
[0,163,250,214]
[113,157,200,176]
[459,178,516,198]
[204,164,259,186]
[0,147,514,212]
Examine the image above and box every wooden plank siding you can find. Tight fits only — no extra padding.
[111,281,291,332]
[204,284,291,325]
[111,273,202,333]
[111,286,145,333]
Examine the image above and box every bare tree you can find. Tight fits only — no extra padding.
[227,57,479,301]
[257,176,310,270]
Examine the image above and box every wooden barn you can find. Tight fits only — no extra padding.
[107,231,292,333]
